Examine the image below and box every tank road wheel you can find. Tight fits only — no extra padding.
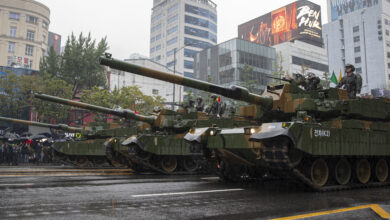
[75,157,89,167]
[137,150,152,161]
[335,159,351,185]
[161,156,178,173]
[375,159,388,182]
[356,159,371,184]
[310,159,329,187]
[182,157,199,172]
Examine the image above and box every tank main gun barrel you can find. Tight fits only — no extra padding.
[0,116,82,133]
[33,93,156,125]
[99,55,273,110]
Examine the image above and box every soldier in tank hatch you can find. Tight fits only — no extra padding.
[207,95,221,118]
[195,96,204,112]
[336,64,362,99]
[304,72,322,91]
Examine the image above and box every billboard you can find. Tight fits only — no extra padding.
[48,32,62,55]
[238,0,322,47]
[330,0,379,21]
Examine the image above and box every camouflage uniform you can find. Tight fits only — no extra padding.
[207,95,221,117]
[195,97,204,112]
[336,73,362,99]
[304,73,321,91]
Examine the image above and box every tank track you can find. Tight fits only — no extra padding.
[129,154,210,175]
[262,138,390,192]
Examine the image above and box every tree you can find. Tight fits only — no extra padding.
[40,32,109,98]
[240,64,258,93]
[80,86,166,122]
[270,51,287,86]
[320,71,331,89]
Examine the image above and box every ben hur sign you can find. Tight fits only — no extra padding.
[296,1,322,40]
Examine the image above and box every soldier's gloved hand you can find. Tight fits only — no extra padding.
[217,114,220,118]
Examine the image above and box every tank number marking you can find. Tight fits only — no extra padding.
[314,129,330,137]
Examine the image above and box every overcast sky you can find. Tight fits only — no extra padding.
[37,0,328,59]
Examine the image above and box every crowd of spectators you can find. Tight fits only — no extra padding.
[0,139,54,165]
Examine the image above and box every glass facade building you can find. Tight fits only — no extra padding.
[194,38,276,93]
[150,0,217,102]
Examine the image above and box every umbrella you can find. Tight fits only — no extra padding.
[30,134,47,140]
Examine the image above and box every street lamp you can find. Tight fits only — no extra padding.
[361,9,369,94]
[172,43,193,109]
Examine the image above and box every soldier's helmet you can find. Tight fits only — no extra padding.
[307,72,315,79]
[345,64,355,72]
[196,96,203,102]
[210,94,217,99]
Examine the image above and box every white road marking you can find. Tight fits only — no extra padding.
[201,177,220,180]
[0,183,34,186]
[132,188,244,198]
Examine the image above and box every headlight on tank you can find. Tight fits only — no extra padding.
[244,127,258,135]
[209,128,218,136]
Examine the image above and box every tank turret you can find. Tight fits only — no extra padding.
[100,54,390,121]
[0,116,82,133]
[33,93,157,125]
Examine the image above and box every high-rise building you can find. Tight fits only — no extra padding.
[194,38,276,94]
[324,0,390,94]
[150,0,217,102]
[238,0,328,80]
[0,0,50,70]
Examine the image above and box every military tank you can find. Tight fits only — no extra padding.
[100,54,390,191]
[34,92,256,174]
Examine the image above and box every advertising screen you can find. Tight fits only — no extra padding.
[48,32,62,55]
[238,0,322,47]
[330,0,379,21]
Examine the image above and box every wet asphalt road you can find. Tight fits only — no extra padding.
[0,167,390,219]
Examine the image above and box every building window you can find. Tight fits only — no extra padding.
[388,52,390,58]
[26,15,38,24]
[388,74,390,80]
[185,26,217,43]
[167,25,178,35]
[167,60,175,68]
[167,14,178,24]
[353,36,360,42]
[29,60,33,69]
[9,12,20,20]
[156,44,161,51]
[42,21,48,29]
[155,55,161,61]
[387,41,390,47]
[184,60,194,69]
[152,89,159,95]
[291,56,329,72]
[43,35,46,43]
[167,37,178,46]
[167,48,176,57]
[150,47,155,53]
[151,24,162,33]
[356,67,362,73]
[353,26,359,33]
[27,30,35,41]
[386,19,389,25]
[355,57,361,63]
[155,34,161,41]
[184,49,197,58]
[151,37,155,43]
[185,15,217,33]
[386,30,390,36]
[354,46,360,53]
[168,3,178,14]
[151,13,162,23]
[388,63,390,69]
[184,37,213,49]
[9,27,16,38]
[185,4,217,23]
[25,45,34,56]
[8,42,15,53]
[7,56,13,66]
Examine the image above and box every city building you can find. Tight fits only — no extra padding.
[194,38,276,93]
[48,32,62,55]
[324,0,390,94]
[108,54,176,100]
[150,0,218,102]
[0,0,50,70]
[238,0,328,79]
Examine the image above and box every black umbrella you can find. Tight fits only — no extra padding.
[30,134,47,140]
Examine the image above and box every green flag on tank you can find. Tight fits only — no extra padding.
[330,71,338,85]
